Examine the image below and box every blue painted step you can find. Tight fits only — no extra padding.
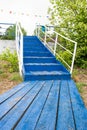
[23,57,57,63]
[23,51,52,57]
[23,46,47,51]
[23,36,37,40]
[23,37,44,46]
[24,72,70,81]
[24,41,42,46]
[23,36,71,81]
[24,64,64,71]
[23,42,44,46]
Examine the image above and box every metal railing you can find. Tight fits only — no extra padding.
[36,25,77,75]
[16,22,23,76]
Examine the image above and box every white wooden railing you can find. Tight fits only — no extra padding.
[16,22,23,76]
[36,25,77,75]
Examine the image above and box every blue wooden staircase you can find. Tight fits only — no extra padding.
[0,25,87,129]
[23,36,71,81]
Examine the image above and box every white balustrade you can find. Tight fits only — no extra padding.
[36,25,77,75]
[16,22,23,76]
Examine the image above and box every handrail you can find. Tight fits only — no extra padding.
[16,22,23,76]
[36,25,77,75]
[54,31,77,44]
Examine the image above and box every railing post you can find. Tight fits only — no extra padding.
[16,22,23,76]
[15,22,17,43]
[16,23,17,52]
[44,28,47,45]
[20,32,23,76]
[38,24,40,38]
[36,27,37,36]
[35,24,37,36]
[70,42,77,75]
[16,23,19,57]
[54,34,58,56]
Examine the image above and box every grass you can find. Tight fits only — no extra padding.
[72,68,87,91]
[76,82,87,93]
[0,70,4,74]
[9,73,23,81]
[72,67,87,107]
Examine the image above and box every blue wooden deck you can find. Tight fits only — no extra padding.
[0,79,87,130]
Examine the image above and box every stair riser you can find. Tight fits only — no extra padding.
[24,74,71,81]
[23,52,51,57]
[24,43,43,47]
[23,36,37,39]
[23,58,57,63]
[23,44,44,48]
[23,47,47,51]
[23,39,37,41]
[25,65,62,71]
[24,50,48,53]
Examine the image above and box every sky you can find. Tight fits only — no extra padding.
[0,0,50,35]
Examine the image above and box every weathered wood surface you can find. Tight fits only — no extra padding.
[0,80,87,130]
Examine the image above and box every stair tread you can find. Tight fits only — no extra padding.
[24,63,60,65]
[24,46,44,48]
[24,51,50,54]
[25,71,69,75]
[24,56,54,58]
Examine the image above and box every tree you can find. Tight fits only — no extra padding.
[48,0,87,68]
[1,24,27,40]
[3,25,15,40]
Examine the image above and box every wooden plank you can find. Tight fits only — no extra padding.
[56,80,75,130]
[68,80,87,130]
[35,80,60,130]
[14,81,53,130]
[0,82,30,104]
[0,81,45,129]
[0,81,37,119]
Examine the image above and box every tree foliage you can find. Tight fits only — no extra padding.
[1,24,27,40]
[48,0,87,68]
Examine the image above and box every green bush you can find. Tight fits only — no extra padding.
[75,46,87,68]
[48,0,87,68]
[56,50,72,70]
[0,49,19,72]
[9,73,22,81]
